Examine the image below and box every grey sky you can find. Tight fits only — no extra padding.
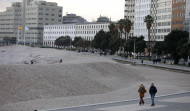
[0,0,124,22]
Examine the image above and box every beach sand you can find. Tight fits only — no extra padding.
[0,46,190,111]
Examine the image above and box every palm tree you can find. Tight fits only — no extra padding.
[123,18,132,40]
[144,15,154,58]
[108,22,116,38]
[118,19,125,55]
[118,19,125,35]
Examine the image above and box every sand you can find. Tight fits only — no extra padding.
[0,45,190,111]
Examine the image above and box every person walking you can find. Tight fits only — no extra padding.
[149,83,157,106]
[60,59,62,63]
[138,84,147,105]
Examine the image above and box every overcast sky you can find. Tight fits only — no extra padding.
[0,0,124,22]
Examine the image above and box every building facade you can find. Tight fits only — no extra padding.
[154,0,172,41]
[0,2,22,40]
[172,0,186,30]
[185,0,190,32]
[124,0,135,37]
[43,22,110,47]
[0,0,62,45]
[43,24,76,47]
[63,14,88,24]
[76,22,109,41]
[134,0,151,41]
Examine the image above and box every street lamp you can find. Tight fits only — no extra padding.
[134,38,136,60]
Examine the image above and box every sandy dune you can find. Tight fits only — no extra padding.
[0,46,190,111]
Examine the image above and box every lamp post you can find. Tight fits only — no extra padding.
[134,38,136,60]
[70,37,71,51]
[188,35,190,66]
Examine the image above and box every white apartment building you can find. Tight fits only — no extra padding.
[124,0,135,37]
[134,0,151,41]
[43,24,76,47]
[153,0,172,41]
[76,22,109,41]
[43,22,110,47]
[0,0,62,45]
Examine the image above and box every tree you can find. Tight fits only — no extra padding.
[109,38,121,55]
[3,36,16,44]
[118,19,125,54]
[123,18,132,40]
[124,37,135,52]
[144,15,154,57]
[91,30,110,51]
[124,36,146,55]
[73,37,83,48]
[135,36,146,54]
[164,30,189,64]
[55,36,71,47]
[152,42,166,57]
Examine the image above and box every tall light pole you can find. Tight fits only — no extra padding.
[70,37,71,51]
[188,33,190,66]
[134,38,136,60]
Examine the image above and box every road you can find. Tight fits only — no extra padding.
[39,92,190,111]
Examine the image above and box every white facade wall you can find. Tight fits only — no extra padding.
[134,0,151,41]
[76,23,109,41]
[124,0,135,37]
[43,24,76,47]
[154,0,172,41]
[43,23,110,47]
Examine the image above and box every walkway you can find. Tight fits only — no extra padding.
[39,92,190,111]
[112,56,190,72]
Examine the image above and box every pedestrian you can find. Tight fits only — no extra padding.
[31,61,33,64]
[138,84,147,105]
[149,83,157,106]
[60,59,62,63]
[164,59,166,64]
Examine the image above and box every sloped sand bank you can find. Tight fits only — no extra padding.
[0,46,190,111]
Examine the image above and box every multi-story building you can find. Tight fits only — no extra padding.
[0,2,22,40]
[172,0,186,30]
[43,24,76,47]
[23,0,62,45]
[43,22,110,47]
[63,14,88,24]
[150,0,158,41]
[75,22,109,41]
[134,0,151,41]
[150,0,172,41]
[97,16,110,23]
[0,0,62,45]
[124,0,135,37]
[185,0,190,33]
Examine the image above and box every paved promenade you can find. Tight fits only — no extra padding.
[111,56,190,72]
[81,52,190,72]
[40,92,190,111]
